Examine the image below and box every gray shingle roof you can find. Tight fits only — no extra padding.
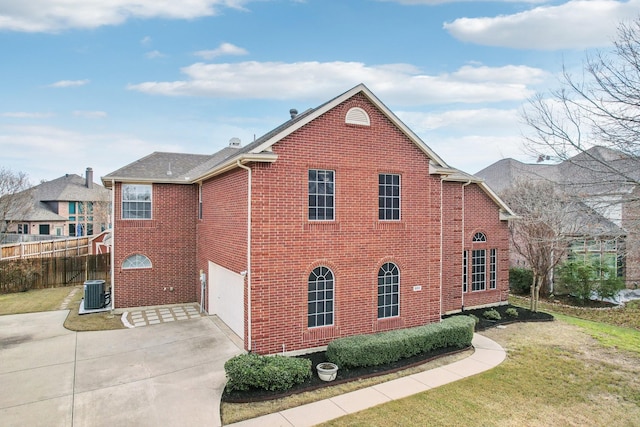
[35,174,111,202]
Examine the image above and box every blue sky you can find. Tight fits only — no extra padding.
[1,0,638,184]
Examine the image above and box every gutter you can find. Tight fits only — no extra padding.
[236,160,253,352]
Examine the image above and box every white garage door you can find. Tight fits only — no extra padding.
[208,262,245,338]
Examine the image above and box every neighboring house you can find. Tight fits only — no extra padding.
[3,168,111,241]
[476,146,640,286]
[103,84,515,354]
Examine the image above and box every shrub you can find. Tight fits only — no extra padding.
[556,259,624,303]
[505,307,519,318]
[557,260,595,302]
[224,353,311,392]
[509,267,533,295]
[325,316,475,369]
[483,309,501,320]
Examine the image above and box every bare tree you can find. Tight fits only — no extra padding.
[0,168,33,243]
[501,180,583,311]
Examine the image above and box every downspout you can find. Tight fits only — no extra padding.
[236,161,252,351]
[461,180,472,311]
[439,178,443,319]
[110,179,115,310]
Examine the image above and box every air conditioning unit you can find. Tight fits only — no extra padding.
[84,280,107,310]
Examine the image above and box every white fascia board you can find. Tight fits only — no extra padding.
[194,152,278,183]
[248,84,451,169]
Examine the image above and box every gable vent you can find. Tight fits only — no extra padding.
[345,107,370,126]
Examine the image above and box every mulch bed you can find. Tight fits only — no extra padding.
[222,304,554,403]
[449,304,554,331]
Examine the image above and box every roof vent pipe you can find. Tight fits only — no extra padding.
[86,167,94,189]
[289,109,298,119]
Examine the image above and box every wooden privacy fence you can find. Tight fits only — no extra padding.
[0,236,91,260]
[0,253,110,294]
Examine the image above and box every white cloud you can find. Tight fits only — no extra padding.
[73,111,108,119]
[140,36,152,46]
[49,79,90,88]
[381,0,546,4]
[145,50,166,59]
[0,124,181,182]
[398,108,521,133]
[430,134,531,173]
[128,60,547,105]
[194,43,248,60]
[0,0,251,32]
[444,0,639,50]
[1,112,54,118]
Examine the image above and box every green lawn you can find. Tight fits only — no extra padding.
[320,319,640,426]
[318,297,640,426]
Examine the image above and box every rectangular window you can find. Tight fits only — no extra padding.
[39,224,50,235]
[122,184,152,219]
[463,250,468,293]
[68,202,76,215]
[489,249,497,289]
[472,249,486,291]
[378,174,400,220]
[308,169,334,221]
[69,224,76,236]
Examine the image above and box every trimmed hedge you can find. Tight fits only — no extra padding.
[224,353,311,392]
[325,316,475,369]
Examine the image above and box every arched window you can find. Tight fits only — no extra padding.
[473,232,487,242]
[122,254,152,269]
[377,262,399,318]
[308,266,334,328]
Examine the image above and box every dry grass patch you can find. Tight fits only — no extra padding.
[63,288,124,331]
[320,321,640,427]
[0,286,74,315]
[0,285,124,331]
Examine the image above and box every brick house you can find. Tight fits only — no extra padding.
[3,167,111,241]
[103,84,515,354]
[476,146,638,287]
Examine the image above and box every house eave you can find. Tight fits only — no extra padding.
[194,152,279,183]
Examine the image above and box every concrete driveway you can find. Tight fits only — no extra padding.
[0,310,243,427]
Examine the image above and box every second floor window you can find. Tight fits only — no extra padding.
[122,184,152,219]
[308,169,334,221]
[379,174,400,220]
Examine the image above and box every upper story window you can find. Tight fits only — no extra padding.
[122,254,152,269]
[379,174,400,221]
[122,184,152,219]
[308,169,334,221]
[473,232,487,242]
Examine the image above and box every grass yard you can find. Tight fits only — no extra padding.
[320,320,640,427]
[0,286,74,314]
[0,285,124,331]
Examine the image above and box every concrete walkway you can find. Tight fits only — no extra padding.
[227,334,506,427]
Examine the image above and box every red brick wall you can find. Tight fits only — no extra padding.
[113,183,198,308]
[196,168,249,314]
[441,182,464,313]
[461,184,510,309]
[245,94,443,354]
